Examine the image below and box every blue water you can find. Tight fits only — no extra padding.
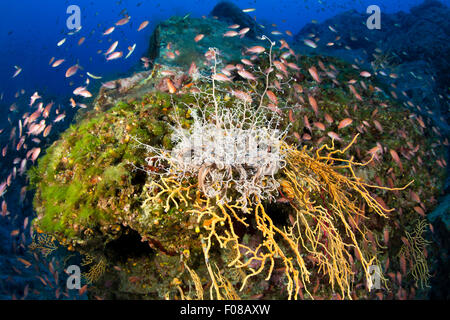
[1,0,447,106]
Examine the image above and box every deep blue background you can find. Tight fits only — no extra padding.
[1,0,447,107]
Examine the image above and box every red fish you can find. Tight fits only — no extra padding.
[308,95,319,117]
[65,65,79,78]
[103,26,115,35]
[138,20,149,32]
[237,69,256,81]
[107,52,123,60]
[308,66,321,83]
[194,34,204,42]
[52,59,65,68]
[116,15,130,26]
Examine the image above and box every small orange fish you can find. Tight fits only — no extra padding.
[313,122,325,131]
[266,90,278,105]
[241,58,253,66]
[65,65,79,78]
[232,90,252,103]
[324,113,333,124]
[293,84,303,94]
[105,41,119,56]
[303,39,317,48]
[70,98,77,108]
[166,51,175,59]
[116,15,130,26]
[414,206,426,217]
[17,257,31,267]
[107,51,123,60]
[223,30,238,37]
[194,34,204,42]
[308,66,321,83]
[302,133,312,141]
[237,69,256,81]
[338,118,353,130]
[247,46,265,54]
[308,95,319,117]
[373,120,383,132]
[30,147,41,162]
[166,79,176,94]
[103,26,115,35]
[348,84,363,101]
[238,27,250,36]
[52,59,65,68]
[399,254,407,275]
[188,62,198,76]
[416,116,426,129]
[79,284,88,295]
[212,73,232,82]
[327,131,342,141]
[138,20,149,32]
[389,149,403,172]
[303,115,311,131]
[43,124,52,138]
[410,191,420,203]
[383,229,389,246]
[288,109,295,123]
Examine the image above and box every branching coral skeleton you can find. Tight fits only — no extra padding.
[133,38,289,207]
[399,219,431,289]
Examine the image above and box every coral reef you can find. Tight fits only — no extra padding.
[28,9,447,300]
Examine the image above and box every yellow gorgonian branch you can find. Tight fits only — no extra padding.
[399,219,431,289]
[278,134,412,298]
[82,257,107,284]
[140,133,411,300]
[29,233,58,257]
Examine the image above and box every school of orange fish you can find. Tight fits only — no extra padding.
[0,6,448,300]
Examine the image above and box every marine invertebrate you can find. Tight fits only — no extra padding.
[278,137,411,298]
[82,257,107,284]
[29,24,447,300]
[398,219,432,289]
[29,233,58,257]
[133,43,288,209]
[133,41,412,300]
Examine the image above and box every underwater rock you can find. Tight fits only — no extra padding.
[293,0,450,130]
[210,1,264,39]
[428,194,450,230]
[148,15,261,71]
